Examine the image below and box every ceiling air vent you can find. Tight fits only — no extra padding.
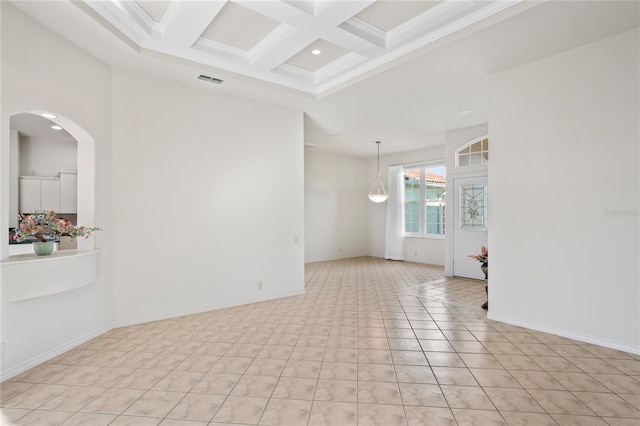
[197,74,223,84]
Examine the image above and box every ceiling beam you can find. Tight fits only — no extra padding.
[161,1,226,48]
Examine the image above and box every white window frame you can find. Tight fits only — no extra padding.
[404,162,446,240]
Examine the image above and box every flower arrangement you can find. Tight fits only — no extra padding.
[469,246,488,264]
[13,210,101,242]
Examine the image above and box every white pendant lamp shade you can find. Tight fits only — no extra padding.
[368,141,389,203]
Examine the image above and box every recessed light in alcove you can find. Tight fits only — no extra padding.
[41,113,57,119]
[51,125,63,130]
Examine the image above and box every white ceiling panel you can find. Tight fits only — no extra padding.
[200,1,280,51]
[355,0,442,32]
[285,39,350,72]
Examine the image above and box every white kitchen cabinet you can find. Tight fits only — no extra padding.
[19,178,41,212]
[19,176,61,213]
[59,172,77,213]
[40,179,61,211]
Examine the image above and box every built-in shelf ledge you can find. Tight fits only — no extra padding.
[1,250,99,302]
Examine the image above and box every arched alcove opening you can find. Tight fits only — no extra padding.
[6,110,96,254]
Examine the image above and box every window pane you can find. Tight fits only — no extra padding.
[425,184,445,201]
[405,169,421,233]
[424,166,445,235]
[404,169,420,201]
[470,153,482,165]
[405,200,419,233]
[426,204,444,235]
[404,165,446,236]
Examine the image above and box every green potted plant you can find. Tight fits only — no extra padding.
[13,210,100,255]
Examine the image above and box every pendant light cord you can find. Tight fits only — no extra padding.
[376,140,381,175]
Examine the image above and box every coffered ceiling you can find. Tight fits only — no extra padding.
[8,1,639,157]
[84,0,520,95]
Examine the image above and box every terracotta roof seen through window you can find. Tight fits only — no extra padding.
[404,170,445,184]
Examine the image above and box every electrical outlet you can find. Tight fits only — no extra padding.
[1,343,5,359]
[339,248,342,253]
[258,281,263,290]
[414,251,418,256]
[294,235,299,244]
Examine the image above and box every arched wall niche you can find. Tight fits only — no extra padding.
[7,110,96,254]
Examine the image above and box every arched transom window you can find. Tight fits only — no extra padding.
[456,136,489,167]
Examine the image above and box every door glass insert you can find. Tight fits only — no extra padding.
[459,184,487,230]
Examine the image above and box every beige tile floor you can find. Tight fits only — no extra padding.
[1,256,639,425]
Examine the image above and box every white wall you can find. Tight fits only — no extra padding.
[0,2,114,378]
[489,29,639,352]
[111,69,305,326]
[304,149,369,263]
[19,135,77,177]
[367,146,446,265]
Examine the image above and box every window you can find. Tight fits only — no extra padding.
[404,165,446,237]
[456,136,488,167]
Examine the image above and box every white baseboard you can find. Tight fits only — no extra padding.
[487,312,640,355]
[0,324,112,382]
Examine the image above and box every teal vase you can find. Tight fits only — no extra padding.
[33,241,55,256]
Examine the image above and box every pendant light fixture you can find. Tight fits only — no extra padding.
[368,140,389,203]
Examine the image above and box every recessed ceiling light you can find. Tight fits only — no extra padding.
[41,113,57,119]
[311,49,321,55]
[457,110,471,115]
[51,125,63,130]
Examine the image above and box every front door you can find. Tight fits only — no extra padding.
[453,175,488,279]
